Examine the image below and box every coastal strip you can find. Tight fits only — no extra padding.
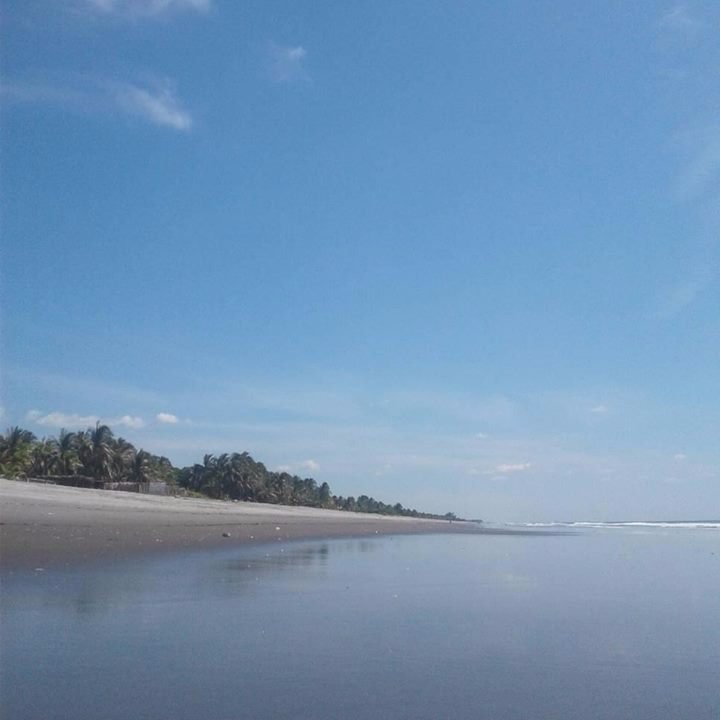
[0,479,487,571]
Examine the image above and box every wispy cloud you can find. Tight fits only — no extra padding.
[675,124,720,202]
[1,76,192,131]
[25,410,145,430]
[495,462,531,473]
[26,410,99,429]
[268,44,308,84]
[156,412,179,424]
[590,405,608,414]
[658,4,707,34]
[79,0,211,18]
[112,415,146,429]
[656,271,712,318]
[114,81,192,130]
[300,459,319,472]
[654,5,720,319]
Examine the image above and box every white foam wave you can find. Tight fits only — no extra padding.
[508,521,720,530]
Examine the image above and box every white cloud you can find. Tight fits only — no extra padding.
[673,453,687,461]
[25,410,145,430]
[111,415,145,429]
[2,76,192,132]
[590,405,608,414]
[268,44,308,84]
[275,464,292,473]
[81,0,211,17]
[114,82,192,130]
[156,412,179,424]
[495,462,531,473]
[476,432,489,439]
[300,459,319,472]
[26,410,99,429]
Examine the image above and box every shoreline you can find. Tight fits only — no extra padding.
[0,478,492,571]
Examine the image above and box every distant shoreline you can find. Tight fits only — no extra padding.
[1,479,515,571]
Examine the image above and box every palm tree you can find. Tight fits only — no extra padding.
[231,451,263,500]
[0,426,36,477]
[214,453,232,498]
[54,429,78,475]
[199,453,220,497]
[187,461,206,493]
[129,449,151,484]
[112,437,136,480]
[78,423,115,480]
[29,439,56,476]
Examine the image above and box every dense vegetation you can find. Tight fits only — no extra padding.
[0,425,458,520]
[0,425,176,485]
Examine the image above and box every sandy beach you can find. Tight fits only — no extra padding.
[0,478,483,570]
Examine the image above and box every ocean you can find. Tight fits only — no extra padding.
[2,525,718,719]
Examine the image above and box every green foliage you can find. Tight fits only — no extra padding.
[0,427,36,476]
[0,425,461,520]
[0,424,173,487]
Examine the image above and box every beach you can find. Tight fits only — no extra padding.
[0,478,481,570]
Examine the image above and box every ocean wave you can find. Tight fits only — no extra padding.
[506,521,720,530]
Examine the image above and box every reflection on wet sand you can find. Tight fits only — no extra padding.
[3,532,718,720]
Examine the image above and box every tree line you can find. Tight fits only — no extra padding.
[0,425,459,520]
[0,425,175,485]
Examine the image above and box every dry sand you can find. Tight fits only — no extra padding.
[0,478,482,570]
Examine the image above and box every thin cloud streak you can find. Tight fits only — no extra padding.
[1,76,193,131]
[112,415,146,429]
[26,410,99,429]
[675,124,720,202]
[25,410,145,429]
[657,4,707,34]
[115,82,192,130]
[495,462,532,473]
[80,0,211,18]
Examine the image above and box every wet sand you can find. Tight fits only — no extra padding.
[0,479,483,570]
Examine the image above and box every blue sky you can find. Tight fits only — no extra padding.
[2,0,718,521]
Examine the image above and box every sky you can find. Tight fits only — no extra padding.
[2,0,719,521]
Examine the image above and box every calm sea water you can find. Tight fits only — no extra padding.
[2,528,719,719]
